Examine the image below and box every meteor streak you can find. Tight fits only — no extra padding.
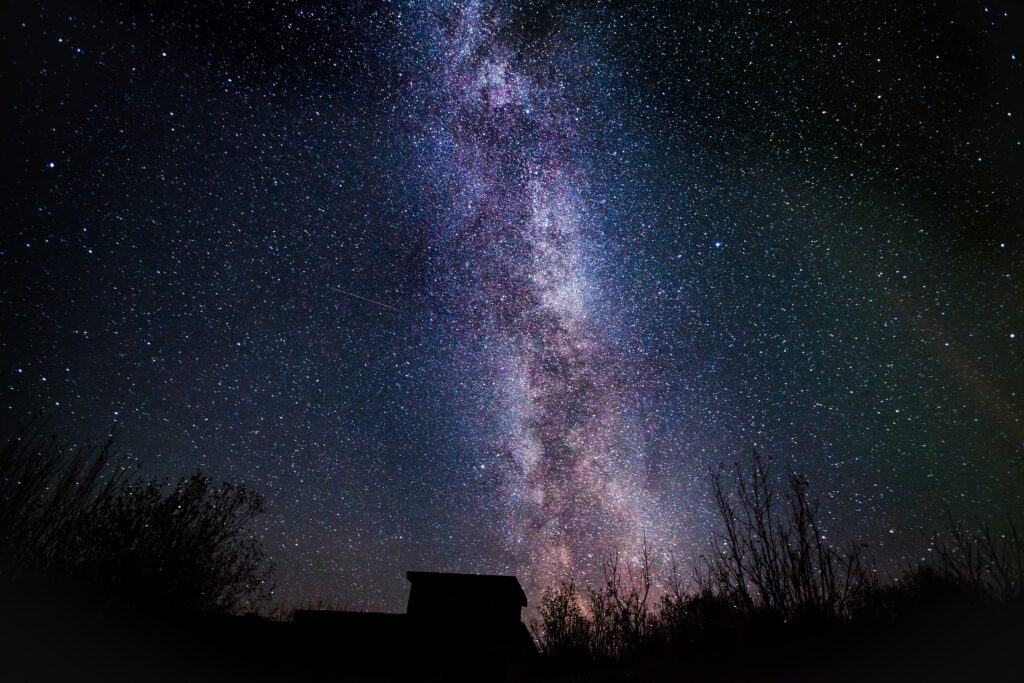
[326,286,399,312]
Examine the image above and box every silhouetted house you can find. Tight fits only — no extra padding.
[407,570,526,623]
[406,571,535,678]
[293,570,536,681]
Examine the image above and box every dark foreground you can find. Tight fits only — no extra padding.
[2,586,1021,682]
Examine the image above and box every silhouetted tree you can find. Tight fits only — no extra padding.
[587,540,654,659]
[535,580,591,661]
[697,449,872,620]
[0,417,272,614]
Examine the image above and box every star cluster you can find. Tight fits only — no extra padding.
[1,1,1021,609]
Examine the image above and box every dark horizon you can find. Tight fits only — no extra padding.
[1,0,1022,612]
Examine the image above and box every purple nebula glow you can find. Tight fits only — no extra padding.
[415,1,671,586]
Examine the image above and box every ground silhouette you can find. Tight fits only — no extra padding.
[1,426,1021,681]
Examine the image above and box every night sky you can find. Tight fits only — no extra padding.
[2,0,1022,610]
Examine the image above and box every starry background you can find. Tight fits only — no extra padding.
[1,0,1021,610]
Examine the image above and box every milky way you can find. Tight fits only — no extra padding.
[413,1,667,584]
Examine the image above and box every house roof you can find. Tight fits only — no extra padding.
[406,571,528,607]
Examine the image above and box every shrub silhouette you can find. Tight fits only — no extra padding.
[64,473,272,613]
[535,541,655,663]
[533,449,1023,680]
[535,580,590,661]
[0,419,132,581]
[0,417,272,614]
[926,509,1022,602]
